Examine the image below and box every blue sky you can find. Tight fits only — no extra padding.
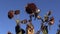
[0,0,60,34]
